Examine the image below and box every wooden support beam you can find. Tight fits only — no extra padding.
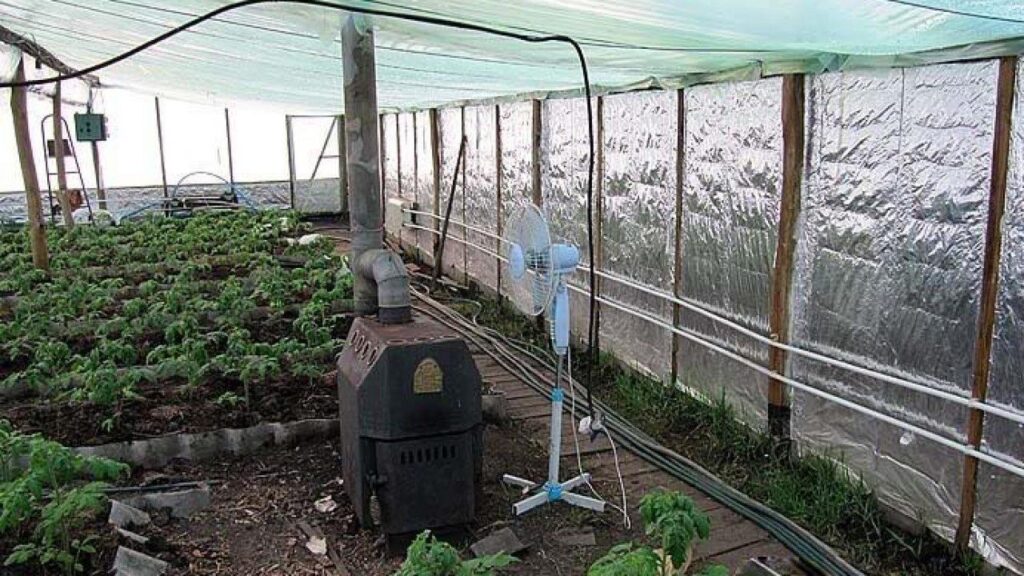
[531,100,542,207]
[10,58,49,270]
[395,114,403,200]
[594,96,605,355]
[955,55,1017,553]
[155,97,169,199]
[460,106,468,282]
[672,88,686,385]
[0,24,99,86]
[224,108,235,187]
[430,108,442,263]
[495,104,503,298]
[285,114,296,209]
[410,112,418,251]
[90,140,106,211]
[378,112,387,218]
[768,74,805,441]
[52,82,74,228]
[531,99,543,332]
[88,121,106,213]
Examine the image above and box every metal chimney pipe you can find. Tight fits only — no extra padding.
[342,15,383,317]
[342,15,411,323]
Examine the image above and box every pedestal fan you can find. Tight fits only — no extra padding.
[500,204,606,516]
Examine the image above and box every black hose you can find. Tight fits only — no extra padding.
[410,291,863,576]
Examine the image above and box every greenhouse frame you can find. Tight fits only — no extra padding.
[3,1,1024,575]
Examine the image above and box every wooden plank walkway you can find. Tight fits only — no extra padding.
[472,349,803,573]
[325,229,808,574]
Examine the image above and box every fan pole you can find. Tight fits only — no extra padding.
[546,360,565,486]
[502,315,606,516]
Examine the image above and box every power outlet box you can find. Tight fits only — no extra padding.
[74,113,108,142]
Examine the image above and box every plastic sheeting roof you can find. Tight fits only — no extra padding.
[4,0,1024,112]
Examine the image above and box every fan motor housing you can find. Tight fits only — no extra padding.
[337,315,483,535]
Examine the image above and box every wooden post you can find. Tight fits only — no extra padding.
[594,96,605,356]
[495,105,503,297]
[379,113,387,217]
[224,108,235,187]
[460,107,468,282]
[768,74,805,441]
[672,89,686,385]
[52,82,74,228]
[531,99,544,330]
[531,100,542,207]
[90,139,106,212]
[10,58,49,270]
[285,115,296,209]
[411,112,418,251]
[955,55,1017,553]
[155,97,168,199]
[337,114,348,214]
[395,114,403,200]
[430,108,442,264]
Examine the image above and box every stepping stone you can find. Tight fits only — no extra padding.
[123,485,211,519]
[108,500,151,529]
[115,527,150,545]
[112,547,168,576]
[470,527,528,558]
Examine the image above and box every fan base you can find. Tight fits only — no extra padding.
[502,473,606,515]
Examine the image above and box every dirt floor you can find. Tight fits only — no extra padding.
[114,418,638,576]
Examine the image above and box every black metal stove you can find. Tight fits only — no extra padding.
[337,314,482,536]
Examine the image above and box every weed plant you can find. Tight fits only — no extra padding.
[394,530,516,576]
[0,420,128,573]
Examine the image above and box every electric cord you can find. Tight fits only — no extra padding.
[1,1,602,419]
[408,290,862,576]
[568,346,631,530]
[881,0,1024,24]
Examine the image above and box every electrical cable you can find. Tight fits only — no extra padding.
[0,0,602,418]
[880,0,1024,24]
[408,289,862,576]
[0,0,592,91]
[568,345,630,530]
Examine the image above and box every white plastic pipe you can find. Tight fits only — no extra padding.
[405,220,1024,480]
[402,213,1024,428]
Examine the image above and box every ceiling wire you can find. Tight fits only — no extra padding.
[880,0,1024,25]
[61,0,778,54]
[0,0,604,419]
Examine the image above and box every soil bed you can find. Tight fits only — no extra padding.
[0,373,340,446]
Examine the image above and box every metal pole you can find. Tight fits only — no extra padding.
[342,14,384,315]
